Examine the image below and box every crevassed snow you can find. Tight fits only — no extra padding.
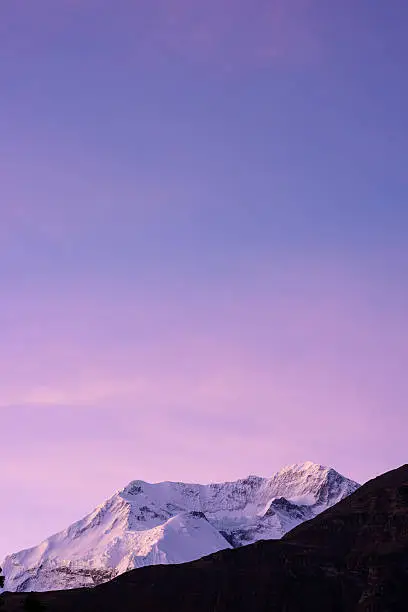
[2,461,359,593]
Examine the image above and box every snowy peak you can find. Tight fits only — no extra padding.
[2,462,359,593]
[268,461,357,507]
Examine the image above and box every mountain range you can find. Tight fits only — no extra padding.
[2,461,359,592]
[2,463,408,611]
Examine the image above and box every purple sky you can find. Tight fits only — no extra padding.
[1,0,408,559]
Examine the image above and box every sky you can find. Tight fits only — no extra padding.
[1,0,408,560]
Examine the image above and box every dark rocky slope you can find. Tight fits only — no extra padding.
[2,464,408,611]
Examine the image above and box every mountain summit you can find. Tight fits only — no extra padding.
[2,461,359,592]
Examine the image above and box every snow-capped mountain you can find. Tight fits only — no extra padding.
[2,461,359,592]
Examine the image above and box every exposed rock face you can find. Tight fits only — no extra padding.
[1,464,408,611]
[2,462,358,592]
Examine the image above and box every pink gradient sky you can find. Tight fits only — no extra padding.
[1,0,408,559]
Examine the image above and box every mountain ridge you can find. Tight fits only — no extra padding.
[2,461,359,593]
[2,464,407,611]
